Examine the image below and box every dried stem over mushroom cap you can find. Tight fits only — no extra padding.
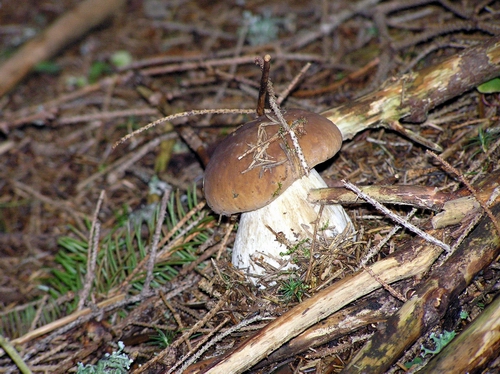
[204,109,342,215]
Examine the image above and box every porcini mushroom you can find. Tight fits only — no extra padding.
[204,109,353,283]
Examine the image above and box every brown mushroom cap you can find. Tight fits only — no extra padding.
[203,109,342,215]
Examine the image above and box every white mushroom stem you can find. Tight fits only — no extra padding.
[232,169,353,283]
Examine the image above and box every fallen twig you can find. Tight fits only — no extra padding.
[77,190,105,310]
[341,180,450,251]
[142,187,172,296]
[321,36,500,144]
[427,150,500,237]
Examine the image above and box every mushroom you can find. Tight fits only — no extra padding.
[203,109,353,283]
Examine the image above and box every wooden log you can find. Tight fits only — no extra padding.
[321,36,500,148]
[421,294,500,373]
[308,185,464,211]
[341,172,500,373]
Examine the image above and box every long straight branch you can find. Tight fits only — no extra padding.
[321,36,500,145]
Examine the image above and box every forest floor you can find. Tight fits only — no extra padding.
[1,0,500,373]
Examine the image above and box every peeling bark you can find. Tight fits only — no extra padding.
[309,184,483,229]
[253,295,401,369]
[308,184,466,211]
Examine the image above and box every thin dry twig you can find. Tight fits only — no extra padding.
[256,54,271,116]
[78,222,100,311]
[56,107,158,125]
[142,187,172,296]
[469,135,500,183]
[140,56,258,76]
[134,290,231,374]
[12,180,88,231]
[238,118,288,174]
[361,264,407,302]
[176,315,268,374]
[78,132,177,191]
[157,212,209,260]
[426,150,500,237]
[341,180,450,251]
[125,52,326,73]
[157,201,207,251]
[13,277,198,348]
[162,299,185,331]
[28,295,49,333]
[288,0,382,49]
[216,222,235,261]
[172,318,230,374]
[399,40,467,74]
[359,208,418,267]
[113,109,259,148]
[293,58,378,98]
[175,318,231,374]
[267,81,310,177]
[177,236,220,278]
[277,62,312,104]
[305,204,324,283]
[78,190,105,310]
[201,21,248,126]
